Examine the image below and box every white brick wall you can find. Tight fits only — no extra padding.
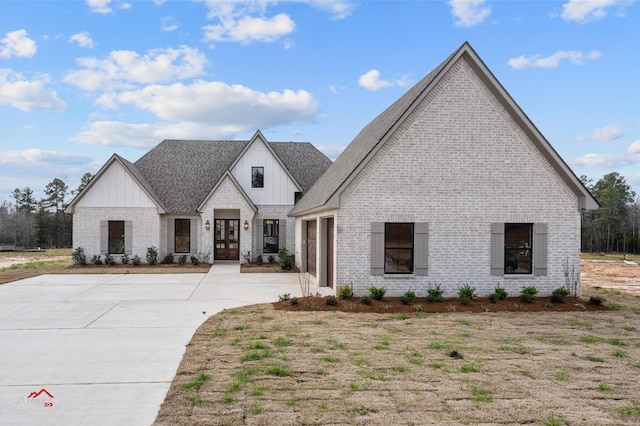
[333,59,581,297]
[72,207,160,262]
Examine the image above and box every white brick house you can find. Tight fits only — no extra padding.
[65,131,331,263]
[289,42,598,297]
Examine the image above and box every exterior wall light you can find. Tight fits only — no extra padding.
[244,220,249,231]
[205,220,210,231]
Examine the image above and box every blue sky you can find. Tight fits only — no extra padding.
[1,0,639,203]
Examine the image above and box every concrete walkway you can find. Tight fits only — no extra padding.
[0,265,304,426]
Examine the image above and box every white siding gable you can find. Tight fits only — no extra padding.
[76,161,157,208]
[231,138,299,205]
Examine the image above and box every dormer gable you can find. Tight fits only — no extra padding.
[230,131,302,205]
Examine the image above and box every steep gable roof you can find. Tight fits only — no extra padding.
[64,154,166,213]
[131,133,332,213]
[290,42,598,216]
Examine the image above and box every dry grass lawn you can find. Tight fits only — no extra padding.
[155,287,640,426]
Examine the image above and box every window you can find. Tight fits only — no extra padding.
[252,166,264,188]
[175,219,190,253]
[108,221,125,254]
[263,219,279,254]
[384,223,414,274]
[504,223,532,274]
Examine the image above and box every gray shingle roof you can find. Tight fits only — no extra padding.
[289,46,457,216]
[133,138,330,213]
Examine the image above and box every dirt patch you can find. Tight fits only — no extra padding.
[154,287,640,426]
[241,263,298,273]
[581,261,640,296]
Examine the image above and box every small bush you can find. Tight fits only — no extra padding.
[178,255,187,265]
[255,255,263,264]
[458,283,476,305]
[121,253,130,264]
[325,296,338,306]
[589,296,604,306]
[190,255,199,265]
[92,254,102,265]
[146,246,158,265]
[267,255,275,264]
[494,284,508,300]
[369,286,386,301]
[551,287,569,303]
[104,253,115,265]
[520,286,538,303]
[361,295,372,305]
[161,253,174,264]
[401,290,417,305]
[337,285,354,300]
[426,283,444,302]
[278,293,291,301]
[278,248,294,270]
[72,247,87,265]
[131,255,141,265]
[488,293,499,303]
[290,297,298,305]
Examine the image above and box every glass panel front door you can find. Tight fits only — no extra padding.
[214,219,240,260]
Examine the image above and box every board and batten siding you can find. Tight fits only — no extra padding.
[230,138,299,205]
[75,161,157,208]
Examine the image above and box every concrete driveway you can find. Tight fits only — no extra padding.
[0,264,302,426]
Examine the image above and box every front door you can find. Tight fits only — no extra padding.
[215,219,240,260]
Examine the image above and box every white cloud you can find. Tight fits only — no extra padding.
[301,1,355,20]
[358,70,412,92]
[0,148,92,167]
[203,13,295,44]
[0,30,37,58]
[572,148,640,168]
[447,0,492,27]
[561,0,628,24]
[508,50,601,69]
[76,81,319,147]
[314,144,345,160]
[70,32,94,49]
[87,0,112,14]
[0,69,67,112]
[63,46,207,91]
[628,140,640,154]
[161,16,179,32]
[576,124,624,141]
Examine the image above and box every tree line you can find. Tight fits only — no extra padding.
[0,173,92,249]
[0,171,638,254]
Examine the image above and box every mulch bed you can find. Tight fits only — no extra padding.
[273,295,611,314]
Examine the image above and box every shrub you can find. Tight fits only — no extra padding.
[104,253,116,265]
[488,293,499,303]
[131,255,141,265]
[369,286,386,301]
[190,255,199,265]
[72,247,87,265]
[278,248,294,270]
[92,254,102,265]
[278,293,291,301]
[551,287,569,303]
[161,253,174,264]
[589,296,604,306]
[458,283,476,305]
[401,290,417,305]
[494,284,508,300]
[361,295,372,305]
[337,284,354,300]
[290,297,298,305]
[178,255,187,265]
[255,255,263,264]
[121,253,130,264]
[325,296,338,306]
[243,250,252,263]
[146,246,158,265]
[268,255,275,264]
[426,283,444,302]
[520,286,538,303]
